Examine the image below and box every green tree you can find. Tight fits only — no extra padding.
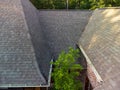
[69,0,77,9]
[79,0,91,9]
[53,0,66,9]
[90,0,105,10]
[51,47,83,90]
[30,0,54,9]
[30,0,120,10]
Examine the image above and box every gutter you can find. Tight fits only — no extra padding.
[39,58,53,88]
[36,58,53,87]
[79,44,103,87]
[0,59,53,88]
[47,59,53,86]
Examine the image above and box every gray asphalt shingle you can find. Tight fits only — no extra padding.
[21,0,52,82]
[38,10,92,59]
[0,0,46,87]
[0,0,92,87]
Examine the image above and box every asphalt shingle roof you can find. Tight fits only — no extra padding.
[0,0,92,87]
[21,0,52,82]
[79,9,120,90]
[38,10,92,60]
[0,0,46,87]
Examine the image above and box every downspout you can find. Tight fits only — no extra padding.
[40,58,53,88]
[47,58,53,87]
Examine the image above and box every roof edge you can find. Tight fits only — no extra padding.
[0,59,53,88]
[78,44,103,88]
[96,7,120,10]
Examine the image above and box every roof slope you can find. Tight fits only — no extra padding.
[79,9,120,90]
[21,0,52,82]
[0,0,92,87]
[38,10,92,60]
[0,0,46,87]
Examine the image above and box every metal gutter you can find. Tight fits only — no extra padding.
[0,59,53,88]
[79,44,103,86]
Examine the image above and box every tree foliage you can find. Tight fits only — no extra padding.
[53,0,66,9]
[30,0,120,9]
[51,47,83,90]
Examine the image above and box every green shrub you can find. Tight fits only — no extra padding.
[51,47,83,90]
